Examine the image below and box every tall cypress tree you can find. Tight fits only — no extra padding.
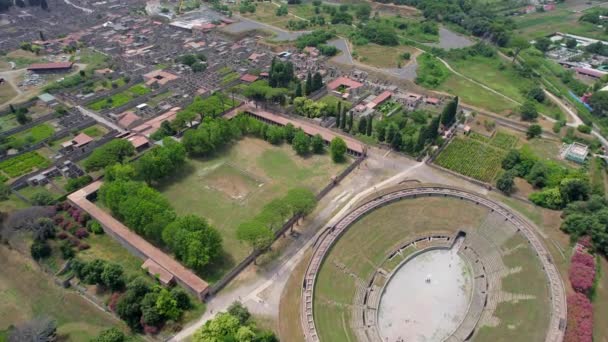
[335,108,341,128]
[428,116,440,142]
[336,101,342,119]
[340,109,346,130]
[348,112,354,132]
[440,96,459,127]
[358,116,367,134]
[305,72,312,95]
[366,115,373,136]
[312,72,323,92]
[295,82,303,98]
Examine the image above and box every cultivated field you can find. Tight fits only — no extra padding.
[435,136,508,182]
[157,137,346,281]
[0,246,123,341]
[313,196,551,342]
[87,84,151,111]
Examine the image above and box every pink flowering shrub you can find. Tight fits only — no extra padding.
[569,251,596,295]
[57,232,68,240]
[571,252,595,269]
[565,293,593,342]
[77,243,90,251]
[578,236,593,250]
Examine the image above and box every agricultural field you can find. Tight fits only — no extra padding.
[0,151,51,179]
[87,84,151,111]
[156,137,346,281]
[435,136,508,182]
[0,246,125,341]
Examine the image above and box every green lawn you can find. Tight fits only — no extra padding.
[156,137,345,282]
[438,73,517,115]
[0,246,125,341]
[87,84,151,111]
[3,123,55,150]
[82,124,108,138]
[0,114,20,133]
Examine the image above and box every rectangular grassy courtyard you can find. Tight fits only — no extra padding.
[156,137,347,281]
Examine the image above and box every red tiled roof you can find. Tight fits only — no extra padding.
[132,107,180,137]
[224,104,365,154]
[117,111,142,129]
[142,259,175,286]
[27,62,73,70]
[426,97,440,105]
[68,181,209,297]
[240,74,259,83]
[575,67,606,78]
[72,133,93,147]
[371,91,392,105]
[327,76,363,91]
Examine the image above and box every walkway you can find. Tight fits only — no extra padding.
[77,105,126,133]
[301,186,566,342]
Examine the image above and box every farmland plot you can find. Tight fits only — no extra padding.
[435,137,507,182]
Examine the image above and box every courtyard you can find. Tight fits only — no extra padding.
[156,137,347,281]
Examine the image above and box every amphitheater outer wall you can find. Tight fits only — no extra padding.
[300,185,566,342]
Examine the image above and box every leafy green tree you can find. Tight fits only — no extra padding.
[311,134,324,153]
[566,38,578,49]
[366,115,373,136]
[292,130,311,155]
[30,240,51,259]
[84,139,135,171]
[155,288,181,320]
[496,170,515,194]
[237,220,273,250]
[330,137,347,162]
[228,302,251,324]
[162,215,222,271]
[526,161,548,188]
[520,101,538,121]
[265,125,284,145]
[105,163,136,182]
[193,312,240,341]
[391,131,402,150]
[527,87,545,103]
[502,149,521,170]
[284,123,296,144]
[509,36,530,63]
[560,178,590,204]
[294,82,303,98]
[31,192,54,206]
[101,263,125,291]
[589,91,608,117]
[535,37,551,52]
[526,124,542,139]
[171,288,192,310]
[286,188,317,215]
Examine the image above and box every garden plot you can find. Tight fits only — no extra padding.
[435,136,507,182]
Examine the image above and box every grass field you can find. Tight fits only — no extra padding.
[435,136,508,182]
[514,4,608,40]
[438,73,517,114]
[156,137,345,281]
[445,55,564,119]
[0,82,17,106]
[87,84,150,111]
[353,44,418,68]
[313,196,551,342]
[0,246,124,341]
[474,234,551,342]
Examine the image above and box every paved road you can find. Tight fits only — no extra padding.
[77,106,125,133]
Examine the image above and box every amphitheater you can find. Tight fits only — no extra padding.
[301,185,566,342]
